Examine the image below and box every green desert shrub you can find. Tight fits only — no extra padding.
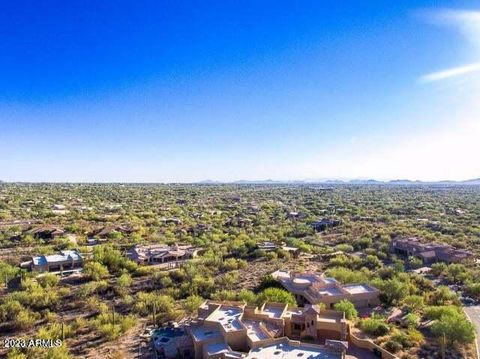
[358,315,390,336]
[430,311,475,345]
[83,262,109,281]
[256,287,296,306]
[334,299,358,320]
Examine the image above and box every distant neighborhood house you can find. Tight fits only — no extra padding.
[287,211,308,219]
[89,224,134,239]
[126,244,198,265]
[310,219,342,232]
[272,270,380,309]
[391,237,474,264]
[257,242,300,256]
[86,237,108,246]
[27,225,65,240]
[161,217,183,225]
[22,249,83,273]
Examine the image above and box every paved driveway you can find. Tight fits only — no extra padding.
[463,305,480,358]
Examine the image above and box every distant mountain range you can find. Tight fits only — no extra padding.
[2,178,479,185]
[198,178,480,185]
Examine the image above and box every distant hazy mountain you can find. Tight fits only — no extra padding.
[232,179,306,184]
[197,178,480,185]
[349,179,383,184]
[461,178,480,185]
[197,180,221,184]
[388,179,417,184]
[388,178,480,185]
[323,179,344,184]
[233,179,277,184]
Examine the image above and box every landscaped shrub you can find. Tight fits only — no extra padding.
[430,311,475,345]
[358,315,390,336]
[256,287,296,305]
[83,261,109,281]
[424,305,461,320]
[334,299,358,320]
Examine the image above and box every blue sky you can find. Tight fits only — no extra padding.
[1,0,479,182]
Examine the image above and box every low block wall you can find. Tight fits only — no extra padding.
[348,328,398,359]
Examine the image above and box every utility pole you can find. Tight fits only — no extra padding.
[112,304,116,327]
[153,301,156,326]
[441,332,446,359]
[61,315,65,342]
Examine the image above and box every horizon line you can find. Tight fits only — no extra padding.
[1,177,479,185]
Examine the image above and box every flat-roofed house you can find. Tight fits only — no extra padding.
[257,242,300,257]
[391,237,474,264]
[89,224,134,239]
[26,250,83,273]
[245,338,346,359]
[272,270,380,309]
[310,219,341,232]
[257,241,278,251]
[151,301,349,359]
[287,211,308,220]
[27,225,65,241]
[126,244,198,265]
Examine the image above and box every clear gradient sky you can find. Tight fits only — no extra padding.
[1,1,479,182]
